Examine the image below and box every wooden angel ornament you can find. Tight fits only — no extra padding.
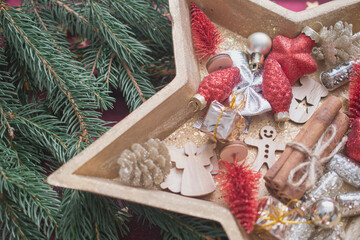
[289,76,328,123]
[245,126,285,171]
[161,142,216,197]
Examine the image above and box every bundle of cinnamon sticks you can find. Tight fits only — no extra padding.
[264,96,349,203]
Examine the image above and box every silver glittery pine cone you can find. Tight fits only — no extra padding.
[312,21,360,67]
[117,138,171,188]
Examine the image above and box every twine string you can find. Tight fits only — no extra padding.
[286,124,348,188]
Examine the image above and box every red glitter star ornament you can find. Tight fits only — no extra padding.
[266,33,317,84]
[262,33,318,121]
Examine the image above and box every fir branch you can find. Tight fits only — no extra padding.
[1,7,111,141]
[79,41,156,111]
[88,0,152,68]
[108,0,173,51]
[117,64,156,111]
[0,48,16,139]
[0,140,60,239]
[120,60,146,103]
[29,0,48,31]
[28,0,62,51]
[0,105,15,139]
[52,0,88,24]
[45,0,96,35]
[21,1,113,110]
[59,189,130,240]
[0,193,49,240]
[127,203,226,240]
[106,53,116,84]
[6,105,68,163]
[90,45,103,77]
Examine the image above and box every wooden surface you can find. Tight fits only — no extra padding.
[162,143,216,197]
[245,126,285,171]
[289,76,328,123]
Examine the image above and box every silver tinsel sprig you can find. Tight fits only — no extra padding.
[326,154,360,188]
[303,171,343,206]
[311,225,345,240]
[336,192,360,217]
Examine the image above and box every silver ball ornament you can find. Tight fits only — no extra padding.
[247,32,272,55]
[246,32,272,71]
[311,199,341,229]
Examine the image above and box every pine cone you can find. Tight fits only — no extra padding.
[117,138,171,188]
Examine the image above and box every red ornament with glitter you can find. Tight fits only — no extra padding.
[346,118,360,163]
[262,59,293,118]
[266,33,317,84]
[190,2,223,62]
[346,60,360,163]
[217,157,261,233]
[191,67,241,111]
[262,28,319,121]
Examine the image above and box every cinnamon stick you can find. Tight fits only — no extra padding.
[265,96,342,192]
[278,112,349,202]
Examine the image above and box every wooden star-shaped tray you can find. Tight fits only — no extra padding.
[47,1,360,239]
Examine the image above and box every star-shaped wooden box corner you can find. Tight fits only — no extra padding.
[47,1,360,239]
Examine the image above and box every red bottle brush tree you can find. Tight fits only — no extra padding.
[190,2,223,61]
[217,157,261,233]
[346,60,360,163]
[349,60,360,125]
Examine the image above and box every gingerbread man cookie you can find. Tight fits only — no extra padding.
[245,126,285,171]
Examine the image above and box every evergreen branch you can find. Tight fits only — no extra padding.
[120,60,146,103]
[106,53,116,84]
[90,45,103,77]
[2,10,89,139]
[0,105,14,139]
[52,0,89,26]
[0,192,27,240]
[109,0,173,51]
[30,0,47,31]
[0,141,60,239]
[2,7,112,139]
[88,0,151,67]
[8,112,66,148]
[78,41,155,110]
[117,64,156,111]
[29,0,61,51]
[0,192,49,240]
[127,203,227,240]
[6,107,68,165]
[0,167,59,228]
[59,190,130,240]
[95,220,100,240]
[0,49,16,139]
[44,0,96,39]
[21,1,114,111]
